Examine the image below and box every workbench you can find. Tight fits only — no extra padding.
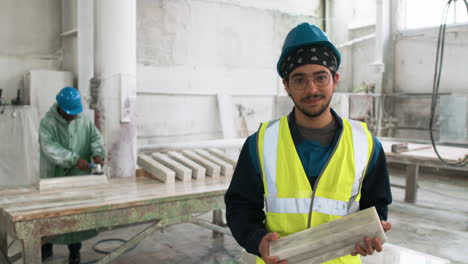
[0,176,230,264]
[381,139,468,203]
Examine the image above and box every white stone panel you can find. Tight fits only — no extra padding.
[151,153,192,181]
[137,154,175,183]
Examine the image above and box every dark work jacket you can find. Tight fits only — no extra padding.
[224,109,392,257]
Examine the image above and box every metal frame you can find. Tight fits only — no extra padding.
[95,221,162,264]
[386,154,468,203]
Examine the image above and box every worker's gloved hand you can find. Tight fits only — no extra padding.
[93,155,104,166]
[259,232,288,264]
[75,159,90,171]
[351,221,392,257]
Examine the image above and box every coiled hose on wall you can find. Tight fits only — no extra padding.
[430,0,468,167]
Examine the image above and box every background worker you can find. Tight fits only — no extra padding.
[225,22,392,264]
[39,86,106,264]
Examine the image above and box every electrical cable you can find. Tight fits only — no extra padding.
[429,0,468,167]
[78,238,138,264]
[5,237,138,263]
[92,238,136,255]
[0,89,4,115]
[0,98,7,115]
[62,238,137,264]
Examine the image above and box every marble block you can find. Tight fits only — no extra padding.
[195,149,233,177]
[137,154,175,183]
[39,175,107,191]
[181,150,221,178]
[151,153,192,182]
[167,151,206,179]
[206,148,238,166]
[270,207,386,264]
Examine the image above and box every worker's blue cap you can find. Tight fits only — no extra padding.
[56,87,83,115]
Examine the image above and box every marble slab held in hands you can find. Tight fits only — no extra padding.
[269,207,387,264]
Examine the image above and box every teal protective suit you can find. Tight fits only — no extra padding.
[39,104,106,244]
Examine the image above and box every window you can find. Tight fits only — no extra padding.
[400,0,468,29]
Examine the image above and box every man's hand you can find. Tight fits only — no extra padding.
[351,221,392,256]
[381,221,392,232]
[93,155,104,165]
[76,159,90,171]
[259,232,288,264]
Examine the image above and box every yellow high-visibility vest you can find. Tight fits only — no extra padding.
[255,115,373,264]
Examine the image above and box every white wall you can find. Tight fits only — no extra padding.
[61,0,78,75]
[203,0,321,16]
[394,24,468,95]
[389,23,468,140]
[327,0,378,93]
[136,0,321,145]
[0,0,62,102]
[325,1,468,141]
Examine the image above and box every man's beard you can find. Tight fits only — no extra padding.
[291,94,332,118]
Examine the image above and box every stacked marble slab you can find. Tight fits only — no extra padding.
[39,175,108,191]
[137,148,237,183]
[269,207,386,264]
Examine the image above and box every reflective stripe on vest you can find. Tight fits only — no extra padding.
[349,119,372,202]
[260,116,372,217]
[263,119,280,195]
[265,195,360,216]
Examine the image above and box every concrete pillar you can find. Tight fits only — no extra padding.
[374,0,391,91]
[373,0,391,136]
[94,0,137,178]
[77,0,93,111]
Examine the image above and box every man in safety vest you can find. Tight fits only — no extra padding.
[39,86,106,264]
[225,22,392,264]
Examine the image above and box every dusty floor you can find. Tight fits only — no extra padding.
[8,167,468,264]
[385,167,468,264]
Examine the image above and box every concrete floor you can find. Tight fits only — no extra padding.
[9,166,468,264]
[385,167,468,264]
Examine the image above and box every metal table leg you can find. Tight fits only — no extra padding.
[0,231,10,264]
[95,221,162,264]
[192,218,232,236]
[405,164,419,203]
[212,209,224,238]
[21,236,41,264]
